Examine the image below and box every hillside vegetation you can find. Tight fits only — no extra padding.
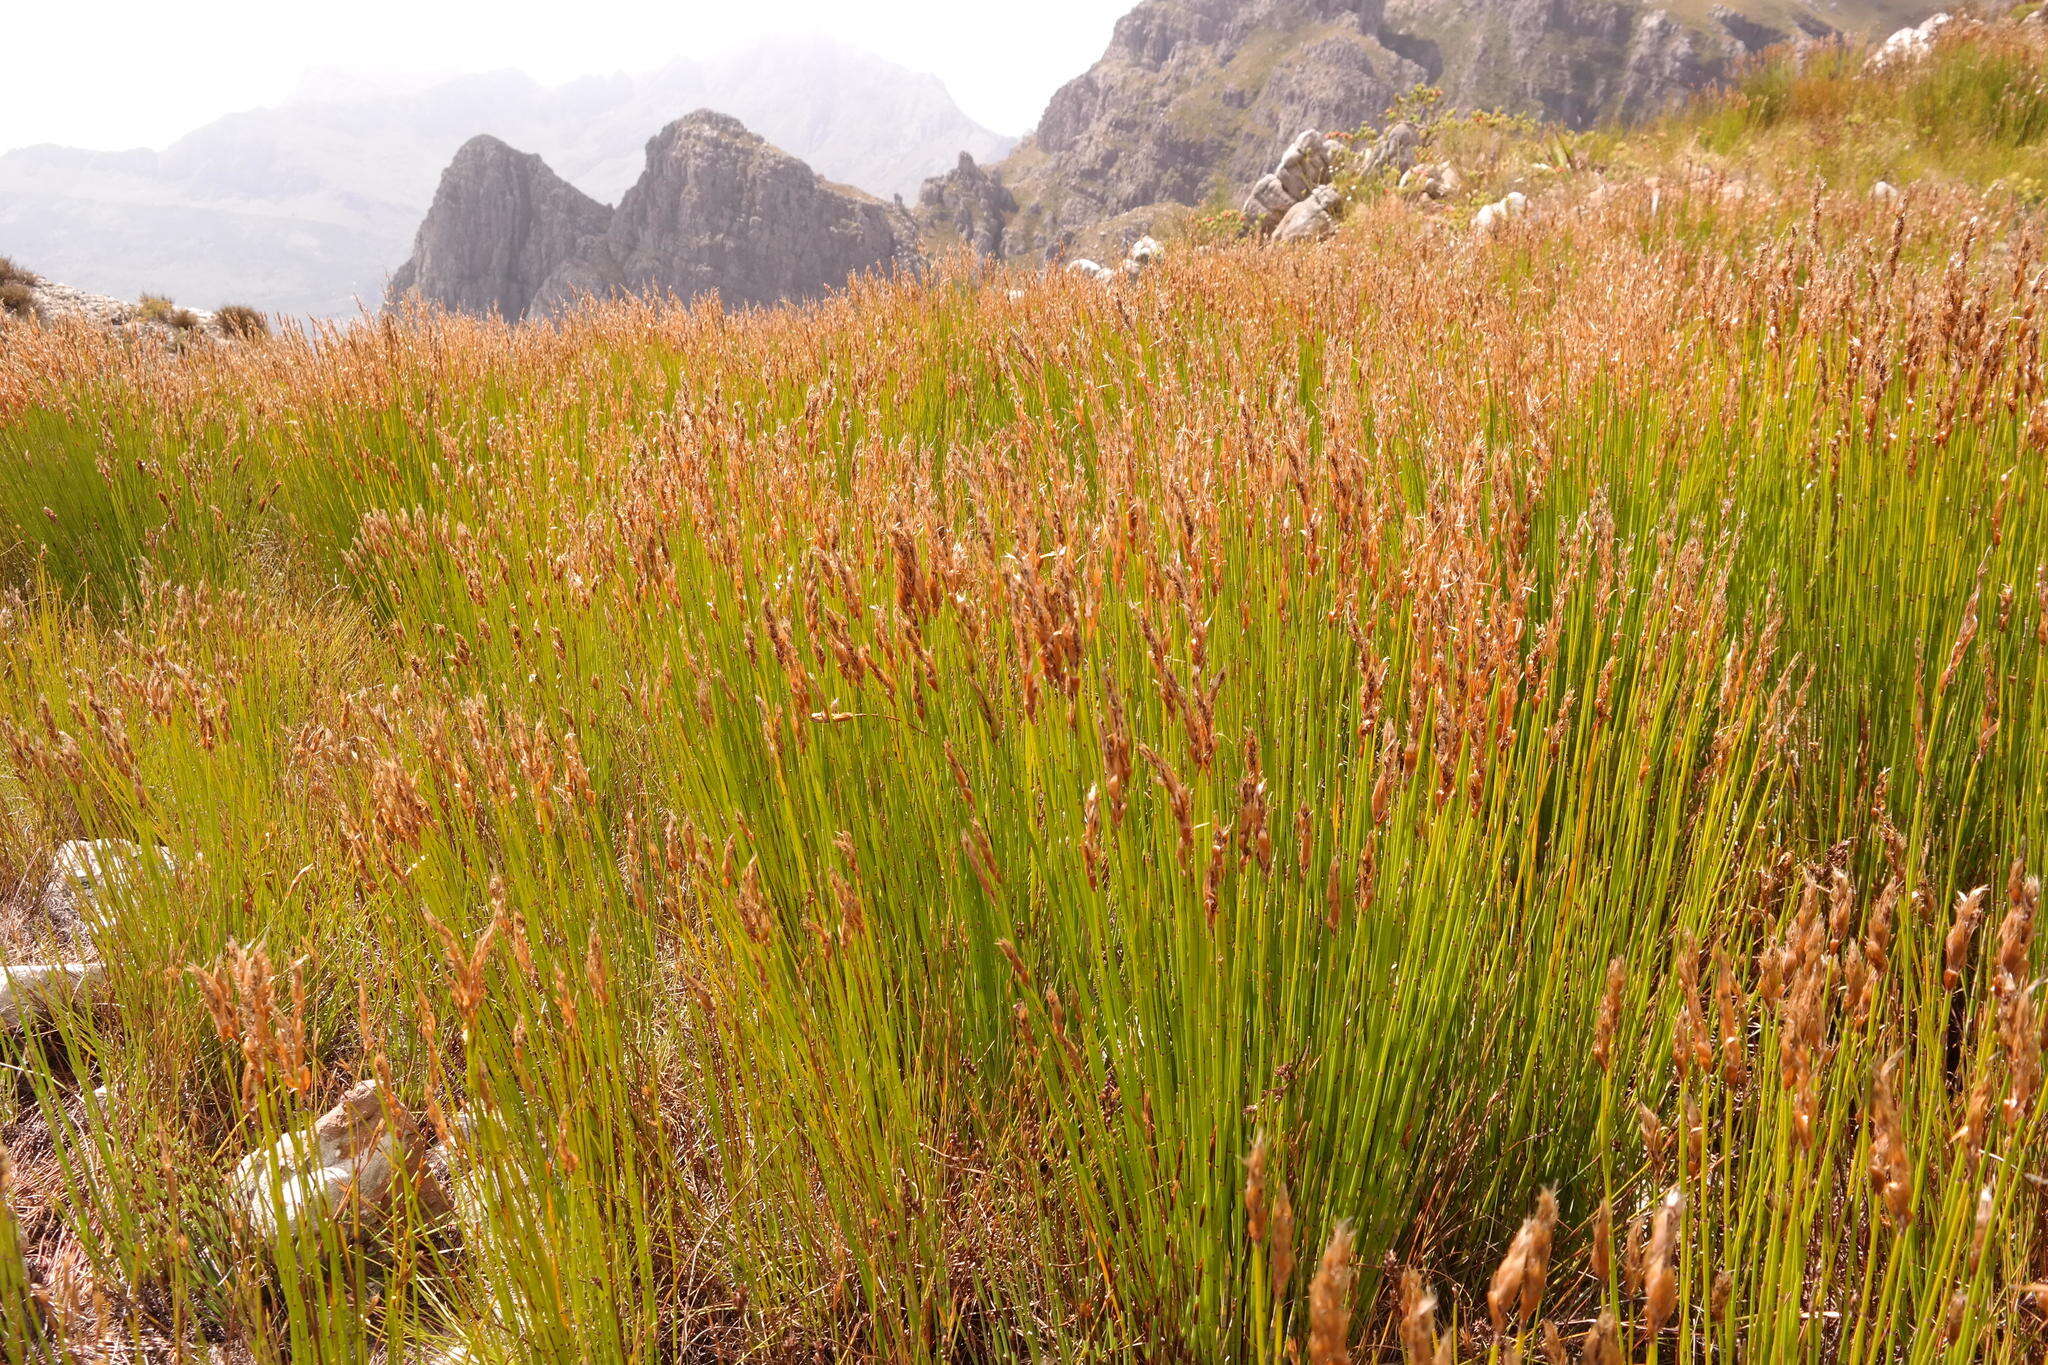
[4,18,2048,1364]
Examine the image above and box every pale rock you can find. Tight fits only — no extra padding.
[1273,185,1343,244]
[1473,191,1530,234]
[1359,122,1423,178]
[1243,173,1300,232]
[1867,13,1950,70]
[1399,161,1463,199]
[1280,130,1328,193]
[39,839,175,945]
[232,1080,404,1241]
[1066,258,1116,282]
[1871,180,1901,203]
[0,962,105,1028]
[1245,128,1343,238]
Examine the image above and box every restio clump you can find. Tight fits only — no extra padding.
[6,15,2048,1361]
[214,302,270,339]
[0,282,37,320]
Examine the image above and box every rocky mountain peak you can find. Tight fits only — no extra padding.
[390,112,919,320]
[384,135,611,321]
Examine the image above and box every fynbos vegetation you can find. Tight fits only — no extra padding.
[3,18,2048,1364]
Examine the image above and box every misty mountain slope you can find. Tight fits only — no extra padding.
[0,39,1010,319]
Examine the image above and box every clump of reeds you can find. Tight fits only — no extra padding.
[0,18,2046,1359]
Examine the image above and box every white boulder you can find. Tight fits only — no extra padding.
[0,962,105,1028]
[1473,192,1530,235]
[1273,185,1343,244]
[1399,161,1464,199]
[40,839,175,943]
[1867,13,1950,69]
[1065,259,1116,283]
[1871,180,1902,203]
[232,1080,404,1240]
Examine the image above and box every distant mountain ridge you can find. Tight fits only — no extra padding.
[0,38,1012,319]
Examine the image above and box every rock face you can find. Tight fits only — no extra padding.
[1381,0,1843,127]
[916,153,1018,257]
[914,0,1912,262]
[384,137,610,321]
[537,112,919,314]
[992,0,1425,260]
[390,112,920,319]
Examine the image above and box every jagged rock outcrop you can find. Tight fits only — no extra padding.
[385,136,610,321]
[391,113,919,318]
[1242,129,1349,235]
[988,0,1425,261]
[915,0,1900,263]
[916,153,1017,257]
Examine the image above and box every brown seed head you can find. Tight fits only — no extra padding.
[1946,885,1989,990]
[1488,1187,1559,1330]
[1306,1222,1357,1365]
[1580,1311,1621,1365]
[1644,1189,1681,1337]
[1398,1268,1438,1365]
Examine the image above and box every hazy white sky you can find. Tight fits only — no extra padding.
[3,0,1133,151]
